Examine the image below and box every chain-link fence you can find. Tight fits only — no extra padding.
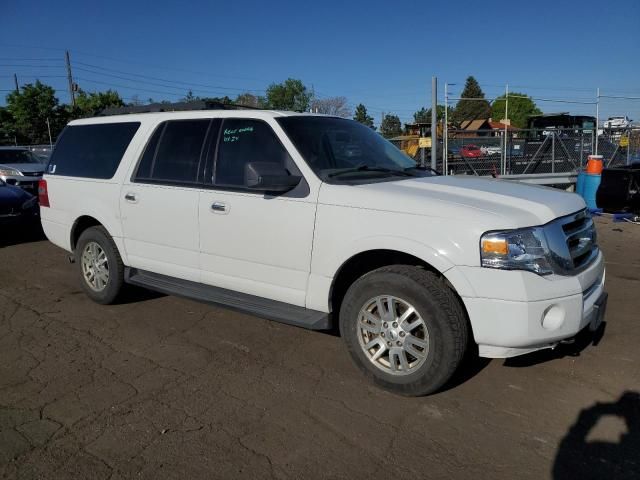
[425,127,640,176]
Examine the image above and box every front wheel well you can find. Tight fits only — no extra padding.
[330,250,440,317]
[70,216,103,251]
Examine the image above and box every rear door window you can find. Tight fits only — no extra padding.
[48,122,140,179]
[134,120,211,185]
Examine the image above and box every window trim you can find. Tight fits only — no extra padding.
[205,117,309,197]
[131,119,214,188]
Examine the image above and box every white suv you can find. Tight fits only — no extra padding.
[39,108,607,396]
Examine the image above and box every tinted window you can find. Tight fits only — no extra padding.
[134,120,209,184]
[0,149,42,164]
[49,123,140,178]
[215,119,292,187]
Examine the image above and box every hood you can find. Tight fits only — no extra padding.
[0,163,46,174]
[319,175,585,229]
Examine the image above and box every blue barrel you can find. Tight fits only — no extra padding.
[580,172,601,209]
[576,171,586,196]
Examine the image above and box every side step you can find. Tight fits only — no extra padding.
[124,268,331,330]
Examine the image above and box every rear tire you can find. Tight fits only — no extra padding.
[339,265,468,396]
[75,226,124,305]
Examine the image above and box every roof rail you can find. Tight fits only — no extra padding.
[98,100,263,116]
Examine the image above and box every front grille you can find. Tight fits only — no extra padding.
[561,211,597,270]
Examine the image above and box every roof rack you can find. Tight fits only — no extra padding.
[98,100,263,116]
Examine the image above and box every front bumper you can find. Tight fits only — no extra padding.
[455,251,606,358]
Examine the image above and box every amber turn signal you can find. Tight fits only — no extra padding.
[482,238,508,255]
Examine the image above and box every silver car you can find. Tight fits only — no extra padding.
[0,147,47,195]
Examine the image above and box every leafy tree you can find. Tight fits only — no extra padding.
[265,78,310,112]
[201,96,232,105]
[74,89,124,117]
[413,105,453,123]
[353,104,375,129]
[310,96,351,117]
[183,89,199,102]
[491,92,541,129]
[380,114,402,138]
[0,107,17,145]
[452,76,491,124]
[5,80,66,144]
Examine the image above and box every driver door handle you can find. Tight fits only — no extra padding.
[211,202,228,213]
[124,192,137,203]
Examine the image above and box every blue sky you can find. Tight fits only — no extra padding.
[1,0,639,125]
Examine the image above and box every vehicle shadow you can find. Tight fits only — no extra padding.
[115,285,166,305]
[439,344,492,393]
[0,223,46,248]
[502,321,607,368]
[552,391,640,479]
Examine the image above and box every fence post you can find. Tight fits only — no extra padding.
[628,128,632,166]
[551,133,556,173]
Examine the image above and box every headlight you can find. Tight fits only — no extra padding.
[480,227,553,275]
[22,197,38,210]
[0,167,22,177]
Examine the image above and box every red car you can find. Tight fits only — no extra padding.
[460,144,483,158]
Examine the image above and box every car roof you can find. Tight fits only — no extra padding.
[0,146,30,151]
[68,110,336,126]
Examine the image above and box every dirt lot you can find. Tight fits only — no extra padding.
[0,217,639,479]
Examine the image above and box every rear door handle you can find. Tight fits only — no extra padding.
[124,192,137,203]
[211,202,228,213]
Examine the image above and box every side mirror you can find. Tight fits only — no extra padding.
[245,162,301,192]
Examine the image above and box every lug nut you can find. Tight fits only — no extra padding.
[383,322,388,328]
[381,332,385,337]
[399,331,406,337]
[387,341,392,347]
[392,322,398,328]
[396,341,402,346]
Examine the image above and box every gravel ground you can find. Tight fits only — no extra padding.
[0,216,638,479]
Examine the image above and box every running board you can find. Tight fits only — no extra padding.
[124,268,330,330]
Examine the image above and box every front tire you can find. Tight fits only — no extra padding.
[75,226,124,305]
[339,265,468,396]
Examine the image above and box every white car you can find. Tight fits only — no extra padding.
[480,145,502,156]
[39,108,606,396]
[603,116,632,129]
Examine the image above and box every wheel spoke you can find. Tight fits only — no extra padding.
[370,343,387,361]
[402,318,422,333]
[398,350,410,371]
[360,316,381,334]
[388,350,398,371]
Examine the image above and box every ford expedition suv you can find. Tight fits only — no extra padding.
[39,109,606,396]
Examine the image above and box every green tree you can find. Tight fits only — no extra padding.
[265,78,310,112]
[5,80,66,144]
[353,103,375,129]
[414,105,453,123]
[0,107,17,145]
[491,92,541,129]
[74,89,124,117]
[452,76,491,124]
[380,114,402,138]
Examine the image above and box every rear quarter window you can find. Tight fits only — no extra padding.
[48,122,140,179]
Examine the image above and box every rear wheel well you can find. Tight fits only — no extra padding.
[330,250,438,316]
[70,216,103,251]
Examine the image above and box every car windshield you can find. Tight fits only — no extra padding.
[0,150,42,164]
[277,116,427,183]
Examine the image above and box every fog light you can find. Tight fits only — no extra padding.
[541,305,565,330]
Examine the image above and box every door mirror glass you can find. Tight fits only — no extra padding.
[245,162,301,192]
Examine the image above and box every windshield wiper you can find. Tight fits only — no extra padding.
[328,165,414,178]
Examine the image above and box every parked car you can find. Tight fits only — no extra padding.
[460,144,484,158]
[0,147,47,194]
[603,116,632,130]
[40,109,606,396]
[481,145,502,156]
[0,178,39,226]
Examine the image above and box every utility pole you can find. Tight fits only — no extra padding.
[431,76,438,171]
[13,74,19,94]
[65,50,76,107]
[503,83,509,175]
[595,87,600,155]
[381,111,384,133]
[444,82,449,175]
